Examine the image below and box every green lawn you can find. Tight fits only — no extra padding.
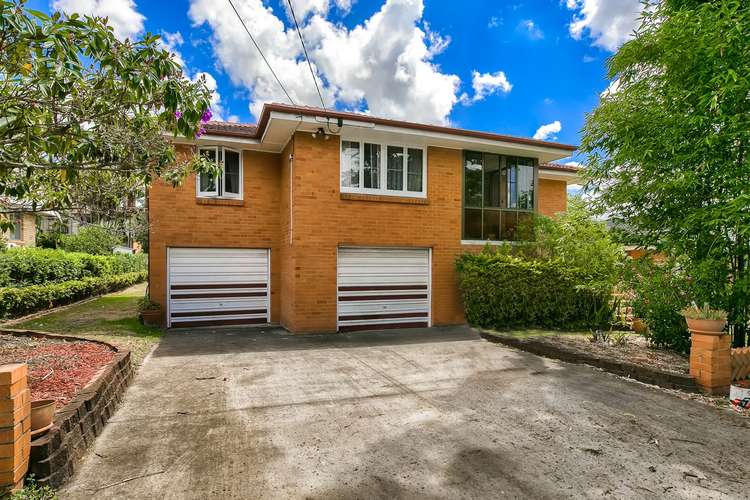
[14,282,161,367]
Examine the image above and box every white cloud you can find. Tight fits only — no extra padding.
[52,0,145,40]
[487,16,501,28]
[189,0,462,124]
[582,54,596,63]
[519,19,543,40]
[565,0,643,52]
[533,120,561,140]
[460,70,512,104]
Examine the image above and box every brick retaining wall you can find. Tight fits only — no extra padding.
[28,349,133,488]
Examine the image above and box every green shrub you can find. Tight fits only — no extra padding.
[59,225,121,255]
[0,248,146,287]
[35,230,64,249]
[624,258,695,353]
[0,271,147,319]
[456,250,612,330]
[10,475,56,500]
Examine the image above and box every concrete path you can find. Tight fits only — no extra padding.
[60,327,749,499]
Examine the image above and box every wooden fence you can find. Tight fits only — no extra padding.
[732,347,750,382]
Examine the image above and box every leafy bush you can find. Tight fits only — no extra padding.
[456,251,612,330]
[0,271,147,319]
[0,248,146,287]
[10,475,56,500]
[59,225,121,255]
[35,230,64,249]
[513,198,625,288]
[624,258,695,353]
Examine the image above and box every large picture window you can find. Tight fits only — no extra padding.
[341,140,426,197]
[462,152,536,242]
[197,146,243,199]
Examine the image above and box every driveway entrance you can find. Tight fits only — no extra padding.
[60,326,749,499]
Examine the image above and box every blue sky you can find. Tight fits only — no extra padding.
[33,0,644,157]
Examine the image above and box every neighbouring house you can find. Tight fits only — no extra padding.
[148,103,579,333]
[37,212,81,236]
[1,200,37,247]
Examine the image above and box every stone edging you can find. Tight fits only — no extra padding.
[479,330,697,392]
[0,329,134,488]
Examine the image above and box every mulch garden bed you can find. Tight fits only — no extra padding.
[532,333,689,375]
[0,332,116,408]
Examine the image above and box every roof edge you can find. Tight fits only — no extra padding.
[201,103,578,152]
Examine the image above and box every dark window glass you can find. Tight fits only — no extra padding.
[387,146,404,190]
[463,208,482,240]
[341,141,360,188]
[463,152,483,208]
[363,143,381,189]
[199,148,217,193]
[482,210,501,241]
[407,148,423,192]
[501,210,519,241]
[483,154,501,208]
[11,214,21,240]
[224,150,240,195]
[517,157,534,209]
[506,161,518,208]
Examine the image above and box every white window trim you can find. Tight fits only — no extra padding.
[196,146,244,200]
[340,138,427,198]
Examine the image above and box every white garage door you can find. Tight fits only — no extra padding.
[168,248,270,328]
[337,247,431,332]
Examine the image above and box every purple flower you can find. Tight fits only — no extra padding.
[195,126,206,139]
[174,110,182,119]
[200,109,213,123]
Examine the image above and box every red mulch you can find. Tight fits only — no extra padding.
[0,334,115,408]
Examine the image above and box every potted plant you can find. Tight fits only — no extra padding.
[138,298,162,327]
[681,302,727,335]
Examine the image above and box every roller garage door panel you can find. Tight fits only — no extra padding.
[337,247,431,332]
[168,248,270,328]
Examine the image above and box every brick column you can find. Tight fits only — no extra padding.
[0,364,31,494]
[689,333,732,395]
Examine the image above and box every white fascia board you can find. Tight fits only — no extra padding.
[538,169,581,184]
[268,111,573,161]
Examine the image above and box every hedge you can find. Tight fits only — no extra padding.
[0,271,147,319]
[0,248,147,287]
[455,252,611,330]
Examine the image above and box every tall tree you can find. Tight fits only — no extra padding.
[582,0,750,346]
[0,0,216,228]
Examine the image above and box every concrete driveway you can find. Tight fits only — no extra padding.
[61,327,749,499]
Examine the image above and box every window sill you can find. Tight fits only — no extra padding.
[460,240,520,246]
[340,192,428,205]
[196,197,244,207]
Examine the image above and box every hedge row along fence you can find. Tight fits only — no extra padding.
[0,248,147,287]
[0,271,147,319]
[456,252,611,330]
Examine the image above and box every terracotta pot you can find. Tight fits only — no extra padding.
[30,399,55,433]
[140,308,162,327]
[684,317,726,335]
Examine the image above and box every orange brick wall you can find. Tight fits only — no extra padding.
[538,178,568,217]
[3,213,35,247]
[149,136,571,332]
[148,146,282,324]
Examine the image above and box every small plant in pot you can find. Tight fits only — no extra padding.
[138,297,162,327]
[681,302,727,335]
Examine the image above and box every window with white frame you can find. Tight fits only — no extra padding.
[196,146,243,199]
[340,139,426,197]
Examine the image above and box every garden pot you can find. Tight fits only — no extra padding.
[30,399,55,435]
[140,308,162,327]
[684,317,727,335]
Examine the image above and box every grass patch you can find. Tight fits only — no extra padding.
[14,283,160,367]
[482,328,591,339]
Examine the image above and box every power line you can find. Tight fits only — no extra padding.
[226,0,296,106]
[286,0,327,111]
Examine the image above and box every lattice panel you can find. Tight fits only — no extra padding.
[731,347,750,382]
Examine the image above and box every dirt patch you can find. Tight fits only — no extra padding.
[537,333,689,375]
[0,333,116,408]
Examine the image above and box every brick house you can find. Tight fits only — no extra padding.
[1,200,36,248]
[148,103,578,333]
